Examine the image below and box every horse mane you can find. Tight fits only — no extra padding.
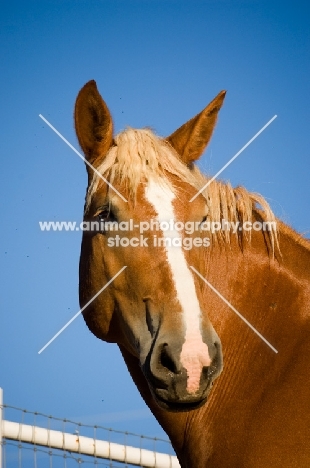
[86,128,278,250]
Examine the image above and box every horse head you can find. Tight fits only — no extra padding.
[75,80,225,411]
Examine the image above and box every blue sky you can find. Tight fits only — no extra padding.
[0,0,309,452]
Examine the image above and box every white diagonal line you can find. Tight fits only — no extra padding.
[190,115,277,202]
[190,266,278,353]
[39,114,128,203]
[38,266,127,354]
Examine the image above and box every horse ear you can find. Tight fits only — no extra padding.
[74,80,113,167]
[166,90,226,166]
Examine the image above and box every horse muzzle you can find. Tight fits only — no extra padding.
[142,336,223,412]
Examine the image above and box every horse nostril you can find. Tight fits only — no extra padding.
[160,344,179,374]
[207,340,223,378]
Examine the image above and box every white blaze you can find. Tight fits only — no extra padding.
[145,179,211,394]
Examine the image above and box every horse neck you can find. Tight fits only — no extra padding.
[176,226,310,466]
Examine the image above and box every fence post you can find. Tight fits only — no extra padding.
[0,387,3,468]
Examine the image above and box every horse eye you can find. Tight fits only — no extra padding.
[96,206,117,222]
[198,215,208,230]
[97,209,110,221]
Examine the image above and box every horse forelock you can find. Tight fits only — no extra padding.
[85,127,201,208]
[85,127,278,251]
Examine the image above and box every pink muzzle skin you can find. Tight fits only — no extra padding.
[180,331,212,394]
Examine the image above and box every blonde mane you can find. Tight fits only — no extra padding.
[86,128,277,250]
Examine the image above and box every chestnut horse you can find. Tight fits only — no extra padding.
[75,81,310,467]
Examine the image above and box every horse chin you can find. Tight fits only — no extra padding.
[155,395,208,412]
[150,384,213,413]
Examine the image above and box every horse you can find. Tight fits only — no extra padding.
[75,80,310,467]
